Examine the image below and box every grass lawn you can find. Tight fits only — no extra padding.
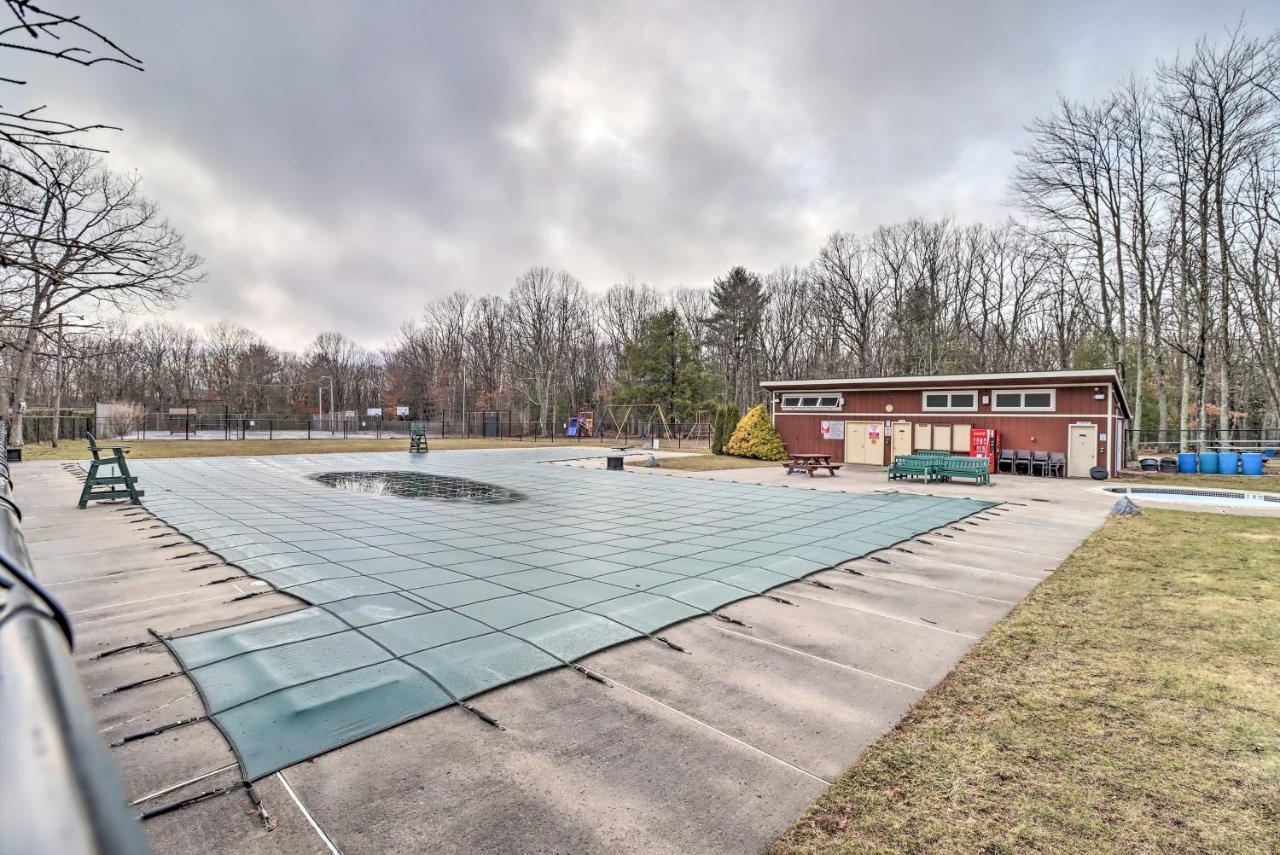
[1114,470,1280,493]
[626,453,779,472]
[773,509,1280,854]
[19,437,587,461]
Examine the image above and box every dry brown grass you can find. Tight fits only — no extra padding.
[626,453,779,472]
[772,509,1280,854]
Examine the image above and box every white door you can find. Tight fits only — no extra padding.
[933,424,952,453]
[892,421,912,455]
[913,423,932,452]
[1068,423,1098,478]
[952,424,972,453]
[843,422,881,465]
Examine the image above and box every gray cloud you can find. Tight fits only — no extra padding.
[15,0,1279,348]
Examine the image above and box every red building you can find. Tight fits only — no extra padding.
[761,369,1131,477]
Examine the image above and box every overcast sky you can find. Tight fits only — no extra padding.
[18,1,1280,350]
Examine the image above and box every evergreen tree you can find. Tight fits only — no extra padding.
[613,309,712,422]
[704,266,768,406]
[711,403,739,455]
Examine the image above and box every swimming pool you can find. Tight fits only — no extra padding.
[1105,486,1280,509]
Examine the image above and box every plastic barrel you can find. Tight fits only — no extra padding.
[1217,451,1240,475]
[1241,453,1264,476]
[1266,448,1276,459]
[1177,452,1197,474]
[1198,452,1219,474]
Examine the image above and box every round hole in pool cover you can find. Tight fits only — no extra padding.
[310,471,527,503]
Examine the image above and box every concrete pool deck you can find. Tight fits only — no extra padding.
[24,450,1115,854]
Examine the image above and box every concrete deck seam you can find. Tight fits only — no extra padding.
[780,589,981,639]
[277,771,342,855]
[99,691,198,734]
[594,671,833,787]
[700,620,927,692]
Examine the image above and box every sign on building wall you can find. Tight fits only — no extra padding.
[868,423,882,444]
[820,420,844,440]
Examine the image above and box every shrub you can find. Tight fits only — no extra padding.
[102,401,144,439]
[725,403,787,460]
[711,403,739,455]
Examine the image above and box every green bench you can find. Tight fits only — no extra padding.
[914,449,951,458]
[933,456,992,486]
[888,454,936,482]
[78,432,145,508]
[409,422,429,454]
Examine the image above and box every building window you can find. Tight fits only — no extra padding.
[780,393,843,411]
[921,390,977,412]
[992,389,1056,411]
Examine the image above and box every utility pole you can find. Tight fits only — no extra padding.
[50,313,83,447]
[52,313,64,448]
[319,375,335,434]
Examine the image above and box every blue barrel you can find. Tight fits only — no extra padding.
[1266,448,1276,459]
[1177,452,1197,474]
[1198,452,1219,474]
[1241,453,1264,476]
[1217,451,1239,475]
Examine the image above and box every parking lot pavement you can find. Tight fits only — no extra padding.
[22,452,1113,854]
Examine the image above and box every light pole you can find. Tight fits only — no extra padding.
[319,375,335,434]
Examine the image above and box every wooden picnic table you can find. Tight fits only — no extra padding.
[783,452,841,477]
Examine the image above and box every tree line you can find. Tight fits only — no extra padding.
[4,27,1280,453]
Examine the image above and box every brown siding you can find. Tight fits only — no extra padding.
[810,385,1108,418]
[771,382,1115,472]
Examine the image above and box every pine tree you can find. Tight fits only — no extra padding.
[613,310,712,422]
[704,266,768,406]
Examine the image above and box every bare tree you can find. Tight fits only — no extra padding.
[2,150,200,444]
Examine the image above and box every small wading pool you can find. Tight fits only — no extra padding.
[310,470,527,504]
[1106,486,1280,509]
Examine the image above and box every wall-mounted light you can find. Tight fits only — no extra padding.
[1092,387,1105,400]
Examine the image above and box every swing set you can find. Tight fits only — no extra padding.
[603,403,673,440]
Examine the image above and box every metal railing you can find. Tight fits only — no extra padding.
[1133,427,1280,452]
[0,421,149,854]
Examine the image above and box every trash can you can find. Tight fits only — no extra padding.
[606,455,624,471]
[1217,451,1239,475]
[1198,452,1219,474]
[1177,452,1197,474]
[1241,453,1264,476]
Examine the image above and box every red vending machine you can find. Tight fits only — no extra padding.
[969,428,999,472]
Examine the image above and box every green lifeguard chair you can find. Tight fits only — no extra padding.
[409,422,429,454]
[78,432,145,508]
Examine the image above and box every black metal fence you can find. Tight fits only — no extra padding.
[17,413,715,449]
[0,420,149,852]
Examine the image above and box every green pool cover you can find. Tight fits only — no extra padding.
[127,449,992,779]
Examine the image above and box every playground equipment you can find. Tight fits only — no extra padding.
[604,403,673,441]
[564,411,595,437]
[683,410,711,441]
